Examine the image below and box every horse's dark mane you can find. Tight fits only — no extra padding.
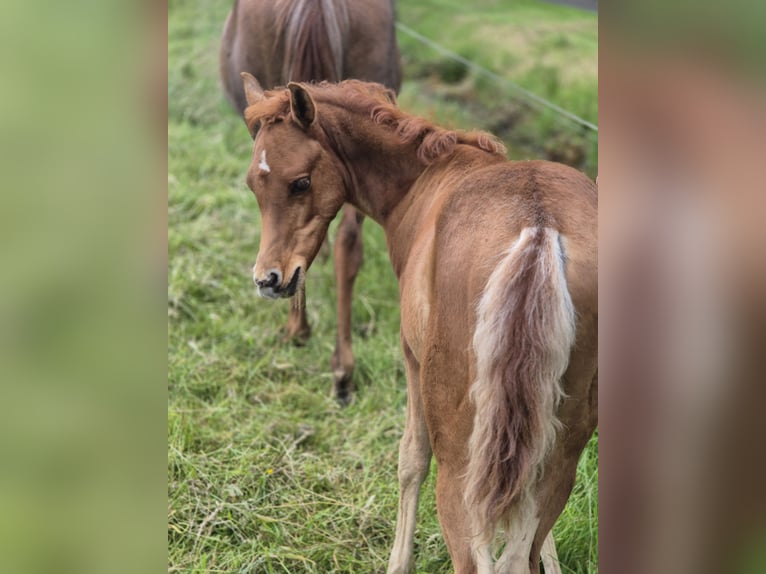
[244,80,507,164]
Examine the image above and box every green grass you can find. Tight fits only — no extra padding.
[168,1,597,572]
[395,0,598,177]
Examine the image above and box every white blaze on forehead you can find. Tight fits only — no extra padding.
[258,150,271,174]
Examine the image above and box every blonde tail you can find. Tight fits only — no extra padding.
[465,227,575,545]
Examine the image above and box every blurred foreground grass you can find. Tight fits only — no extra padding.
[0,1,165,573]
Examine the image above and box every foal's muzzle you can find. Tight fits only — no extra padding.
[254,267,301,299]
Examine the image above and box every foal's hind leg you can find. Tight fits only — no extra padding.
[330,205,365,403]
[427,397,491,571]
[540,532,562,574]
[387,343,432,574]
[422,343,491,573]
[436,463,493,574]
[495,515,559,573]
[494,501,540,574]
[530,363,598,573]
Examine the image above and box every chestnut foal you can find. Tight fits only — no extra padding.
[240,77,597,574]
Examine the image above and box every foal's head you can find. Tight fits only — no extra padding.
[240,74,350,299]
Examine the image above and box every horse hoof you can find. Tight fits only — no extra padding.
[333,373,355,406]
[335,389,352,407]
[284,324,311,346]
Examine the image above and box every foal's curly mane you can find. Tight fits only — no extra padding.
[244,80,506,164]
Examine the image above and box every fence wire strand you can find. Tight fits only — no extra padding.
[395,22,598,133]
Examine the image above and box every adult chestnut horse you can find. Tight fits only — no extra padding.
[239,77,597,573]
[220,0,401,402]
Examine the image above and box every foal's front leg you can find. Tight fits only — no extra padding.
[330,205,365,404]
[285,284,311,345]
[387,343,432,574]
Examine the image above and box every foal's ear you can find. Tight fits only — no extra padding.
[287,82,316,129]
[240,72,265,106]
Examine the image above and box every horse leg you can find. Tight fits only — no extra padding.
[418,326,490,573]
[527,458,578,574]
[387,343,432,574]
[285,283,311,345]
[530,366,598,574]
[527,445,590,574]
[435,463,492,574]
[330,205,364,404]
[495,518,559,574]
[494,500,541,574]
[540,532,562,574]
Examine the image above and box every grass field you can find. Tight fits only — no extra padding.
[168,1,598,572]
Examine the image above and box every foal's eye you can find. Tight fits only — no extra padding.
[289,176,311,195]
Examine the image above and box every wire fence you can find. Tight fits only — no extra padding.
[395,22,598,134]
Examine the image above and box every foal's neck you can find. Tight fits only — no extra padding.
[328,122,425,229]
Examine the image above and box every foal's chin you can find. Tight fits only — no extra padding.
[257,266,303,300]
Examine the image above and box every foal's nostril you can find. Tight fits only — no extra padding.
[255,269,282,289]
